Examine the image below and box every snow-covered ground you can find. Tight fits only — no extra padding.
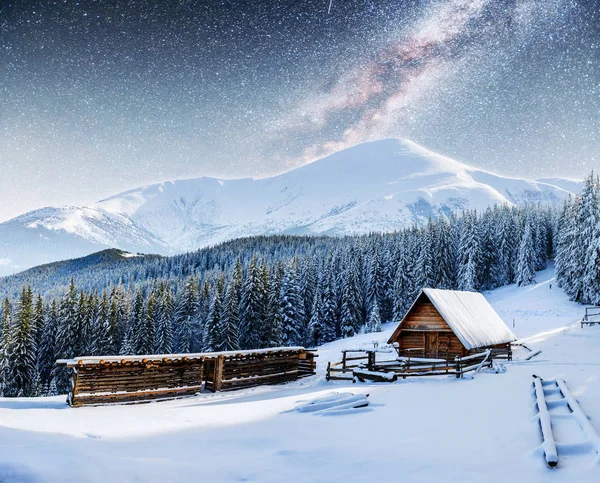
[1,265,600,482]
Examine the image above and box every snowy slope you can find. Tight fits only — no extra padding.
[0,206,167,276]
[0,139,580,275]
[1,265,599,482]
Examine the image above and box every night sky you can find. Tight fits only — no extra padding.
[0,0,598,221]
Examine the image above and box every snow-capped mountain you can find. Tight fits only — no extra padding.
[0,139,580,276]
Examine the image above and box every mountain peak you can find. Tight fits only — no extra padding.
[0,139,581,276]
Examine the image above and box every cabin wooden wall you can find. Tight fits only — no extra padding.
[392,295,467,359]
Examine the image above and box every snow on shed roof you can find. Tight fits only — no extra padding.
[391,288,516,350]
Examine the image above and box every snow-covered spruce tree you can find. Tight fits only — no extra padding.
[219,278,241,351]
[53,280,78,393]
[109,286,126,355]
[391,238,416,322]
[257,258,275,347]
[194,279,211,352]
[490,207,514,288]
[240,255,266,349]
[280,257,305,346]
[301,257,316,330]
[139,288,157,355]
[175,276,198,353]
[129,289,146,355]
[203,277,224,352]
[320,266,338,343]
[457,211,481,291]
[154,285,174,354]
[561,197,583,300]
[419,220,436,289]
[515,220,536,286]
[366,298,382,333]
[31,295,44,356]
[582,173,600,303]
[93,291,113,356]
[37,300,58,392]
[83,292,99,355]
[584,230,600,305]
[262,262,283,348]
[0,298,12,396]
[338,254,362,338]
[366,241,385,315]
[379,239,395,322]
[73,291,89,357]
[7,287,36,397]
[435,218,455,289]
[307,288,323,347]
[533,209,548,272]
[479,207,498,290]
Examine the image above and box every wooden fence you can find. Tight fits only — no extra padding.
[326,348,492,381]
[57,347,317,407]
[581,306,600,327]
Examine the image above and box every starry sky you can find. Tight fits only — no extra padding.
[0,0,598,221]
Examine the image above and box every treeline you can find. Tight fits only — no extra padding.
[556,172,600,303]
[0,202,556,397]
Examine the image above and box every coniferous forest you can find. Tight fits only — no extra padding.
[2,172,599,397]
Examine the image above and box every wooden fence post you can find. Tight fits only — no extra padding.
[214,355,225,392]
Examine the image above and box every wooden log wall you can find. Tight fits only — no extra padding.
[68,357,205,406]
[58,348,317,407]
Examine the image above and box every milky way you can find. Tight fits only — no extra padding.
[0,0,598,221]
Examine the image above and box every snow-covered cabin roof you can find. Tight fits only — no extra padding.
[389,288,517,350]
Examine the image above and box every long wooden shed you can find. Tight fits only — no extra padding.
[388,288,517,360]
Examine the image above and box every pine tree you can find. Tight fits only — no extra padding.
[219,278,241,351]
[457,211,480,291]
[320,266,338,343]
[308,288,323,347]
[129,289,146,354]
[74,291,89,357]
[366,298,382,333]
[38,300,58,392]
[280,258,305,346]
[93,291,113,356]
[109,285,127,354]
[84,292,98,355]
[516,221,536,286]
[581,173,600,303]
[0,298,12,396]
[54,280,78,393]
[339,259,361,338]
[175,276,199,353]
[7,287,36,397]
[262,263,283,348]
[31,295,44,355]
[435,219,455,289]
[240,256,266,349]
[204,277,224,352]
[155,286,174,354]
[491,209,514,287]
[139,288,157,354]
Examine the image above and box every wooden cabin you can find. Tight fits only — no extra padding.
[388,289,517,360]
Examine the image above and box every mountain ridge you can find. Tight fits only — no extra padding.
[0,139,580,276]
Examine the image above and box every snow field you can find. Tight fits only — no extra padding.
[1,265,600,482]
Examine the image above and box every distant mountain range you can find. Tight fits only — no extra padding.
[0,138,581,276]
